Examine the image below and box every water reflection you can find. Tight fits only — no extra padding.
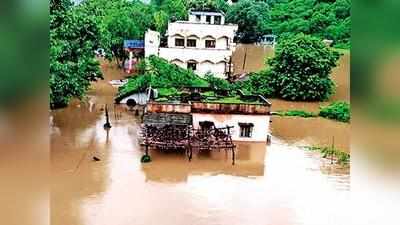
[142,142,266,183]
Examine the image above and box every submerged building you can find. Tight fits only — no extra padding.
[144,92,271,143]
[145,10,238,78]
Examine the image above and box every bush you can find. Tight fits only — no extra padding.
[157,87,180,97]
[204,73,231,90]
[319,101,350,122]
[232,71,274,97]
[117,56,209,99]
[267,34,340,101]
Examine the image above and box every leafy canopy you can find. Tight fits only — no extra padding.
[267,33,340,101]
[270,0,351,47]
[226,0,272,43]
[50,0,103,108]
[319,101,350,122]
[117,56,208,100]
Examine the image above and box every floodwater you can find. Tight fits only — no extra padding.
[233,44,350,152]
[51,54,350,225]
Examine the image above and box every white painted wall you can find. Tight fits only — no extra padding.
[145,30,160,57]
[188,11,226,25]
[144,11,238,78]
[158,47,231,77]
[192,113,270,142]
[119,92,149,105]
[166,22,237,50]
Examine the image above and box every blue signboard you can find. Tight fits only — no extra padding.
[124,40,145,49]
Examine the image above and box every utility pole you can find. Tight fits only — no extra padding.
[225,56,233,83]
[104,104,112,129]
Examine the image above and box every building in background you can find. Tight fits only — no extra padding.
[145,10,238,78]
[123,40,144,73]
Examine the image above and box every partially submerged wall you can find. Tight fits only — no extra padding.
[191,102,270,115]
[192,113,270,142]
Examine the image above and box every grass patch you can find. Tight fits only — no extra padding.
[304,146,350,165]
[275,110,317,118]
[204,96,262,104]
[274,101,350,123]
[157,87,181,98]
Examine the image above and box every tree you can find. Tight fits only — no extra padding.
[270,0,351,47]
[187,0,229,12]
[153,10,169,34]
[160,0,188,21]
[50,0,103,108]
[267,34,339,101]
[79,0,154,67]
[226,0,272,43]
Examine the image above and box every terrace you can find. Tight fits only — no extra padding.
[148,89,271,115]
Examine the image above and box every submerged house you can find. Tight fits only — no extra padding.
[145,91,271,142]
[145,10,238,78]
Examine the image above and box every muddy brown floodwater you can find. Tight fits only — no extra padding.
[233,44,350,152]
[51,52,350,225]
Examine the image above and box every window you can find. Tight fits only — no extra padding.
[214,16,221,25]
[205,40,216,48]
[196,15,201,22]
[187,62,197,71]
[187,39,197,47]
[206,15,211,24]
[175,38,184,47]
[239,123,254,138]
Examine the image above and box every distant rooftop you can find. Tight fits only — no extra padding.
[189,10,225,16]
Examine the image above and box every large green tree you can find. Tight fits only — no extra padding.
[267,34,340,101]
[80,0,154,67]
[270,0,350,47]
[50,0,103,108]
[226,0,272,42]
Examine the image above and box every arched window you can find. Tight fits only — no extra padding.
[187,60,198,71]
[171,34,185,47]
[203,35,216,48]
[187,35,199,48]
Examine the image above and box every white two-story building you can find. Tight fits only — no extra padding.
[145,10,238,78]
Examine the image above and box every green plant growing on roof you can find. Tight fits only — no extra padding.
[116,56,209,101]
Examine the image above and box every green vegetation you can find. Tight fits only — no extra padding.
[187,0,229,12]
[226,0,271,43]
[274,101,350,123]
[50,0,350,108]
[275,110,317,118]
[117,56,268,105]
[204,96,261,104]
[319,101,350,122]
[232,34,341,101]
[232,72,274,97]
[270,0,351,48]
[157,87,181,98]
[304,146,350,165]
[267,34,340,101]
[116,56,208,101]
[50,0,103,108]
[204,73,231,90]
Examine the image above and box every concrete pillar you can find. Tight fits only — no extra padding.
[128,51,133,73]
